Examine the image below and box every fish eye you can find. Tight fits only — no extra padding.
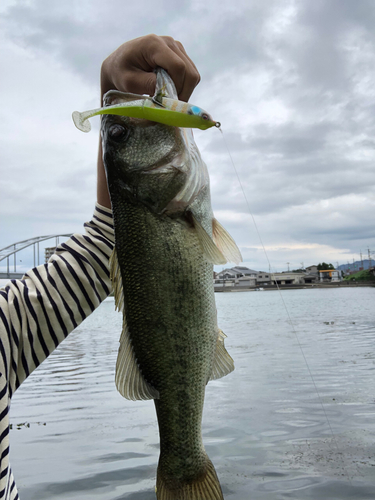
[201,113,209,120]
[108,124,129,141]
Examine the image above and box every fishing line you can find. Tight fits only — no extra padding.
[218,127,353,485]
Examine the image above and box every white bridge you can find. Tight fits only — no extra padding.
[0,234,73,279]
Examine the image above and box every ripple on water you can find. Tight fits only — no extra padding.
[10,289,375,499]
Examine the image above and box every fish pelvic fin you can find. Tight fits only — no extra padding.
[110,248,159,400]
[156,456,224,500]
[212,218,242,265]
[209,329,235,381]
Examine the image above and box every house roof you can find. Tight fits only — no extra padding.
[232,266,258,274]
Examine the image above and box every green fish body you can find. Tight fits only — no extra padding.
[102,69,241,500]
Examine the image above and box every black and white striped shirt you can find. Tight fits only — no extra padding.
[0,204,114,499]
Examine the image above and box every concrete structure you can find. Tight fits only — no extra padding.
[256,272,271,286]
[305,265,318,274]
[319,270,342,282]
[45,247,56,263]
[215,267,258,281]
[237,276,257,287]
[270,271,306,285]
[303,273,318,284]
[216,267,258,279]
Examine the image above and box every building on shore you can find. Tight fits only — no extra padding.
[256,272,271,286]
[216,267,258,280]
[319,270,342,282]
[214,267,258,288]
[214,266,322,287]
[270,271,306,285]
[45,247,56,263]
[305,265,318,274]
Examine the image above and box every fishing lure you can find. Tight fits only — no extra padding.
[72,91,220,133]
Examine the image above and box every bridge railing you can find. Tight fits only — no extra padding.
[0,234,73,278]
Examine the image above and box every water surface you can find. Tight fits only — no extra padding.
[10,287,375,499]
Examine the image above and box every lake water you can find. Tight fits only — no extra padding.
[9,287,375,499]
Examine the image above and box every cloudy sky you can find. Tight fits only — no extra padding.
[1,0,375,280]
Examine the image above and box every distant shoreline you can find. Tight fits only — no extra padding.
[214,282,375,292]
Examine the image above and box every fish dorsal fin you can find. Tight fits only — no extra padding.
[190,213,227,265]
[209,329,235,381]
[109,247,124,313]
[115,319,159,400]
[110,248,159,401]
[212,218,242,265]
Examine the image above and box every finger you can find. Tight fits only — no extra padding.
[117,70,157,96]
[146,46,187,96]
[145,37,200,101]
[173,40,200,78]
[158,38,200,101]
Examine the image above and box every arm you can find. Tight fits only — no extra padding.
[0,206,115,395]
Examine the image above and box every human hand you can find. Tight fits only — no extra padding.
[100,34,200,104]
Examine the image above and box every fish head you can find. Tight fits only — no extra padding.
[101,88,209,216]
[101,90,192,214]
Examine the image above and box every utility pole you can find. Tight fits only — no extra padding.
[286,262,290,272]
[300,262,304,270]
[369,248,373,269]
[360,251,363,270]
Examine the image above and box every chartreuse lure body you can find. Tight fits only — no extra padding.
[73,91,220,133]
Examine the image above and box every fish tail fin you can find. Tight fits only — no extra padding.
[156,457,224,500]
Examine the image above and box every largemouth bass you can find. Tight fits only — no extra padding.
[101,69,242,500]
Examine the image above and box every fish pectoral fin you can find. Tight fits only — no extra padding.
[209,329,235,381]
[116,319,159,401]
[190,214,227,265]
[109,248,124,313]
[212,218,242,265]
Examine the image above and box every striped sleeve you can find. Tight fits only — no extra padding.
[0,203,115,395]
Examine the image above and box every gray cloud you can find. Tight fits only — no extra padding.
[1,0,375,273]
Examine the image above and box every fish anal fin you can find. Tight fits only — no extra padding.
[209,329,235,381]
[212,218,242,265]
[115,318,159,401]
[190,214,227,265]
[156,455,224,499]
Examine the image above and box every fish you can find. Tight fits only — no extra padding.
[101,68,242,500]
